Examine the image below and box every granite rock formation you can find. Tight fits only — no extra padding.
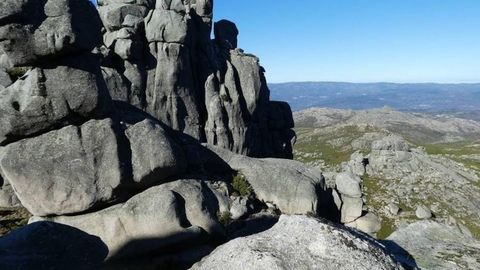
[0,1,404,269]
[97,0,295,158]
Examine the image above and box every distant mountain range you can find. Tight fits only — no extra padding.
[269,82,480,121]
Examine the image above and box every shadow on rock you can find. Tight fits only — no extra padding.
[104,242,215,270]
[0,221,108,270]
[317,187,341,223]
[226,214,279,240]
[382,240,420,270]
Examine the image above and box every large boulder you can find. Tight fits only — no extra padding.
[0,114,187,216]
[0,119,123,216]
[0,0,102,66]
[203,145,326,215]
[214,20,238,49]
[125,119,186,187]
[31,179,224,259]
[98,3,149,32]
[145,9,190,43]
[415,205,432,219]
[336,172,362,198]
[0,221,108,270]
[191,215,404,270]
[341,196,364,223]
[0,54,112,145]
[346,213,382,235]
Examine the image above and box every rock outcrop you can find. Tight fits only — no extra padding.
[0,0,102,67]
[96,0,295,158]
[0,53,112,146]
[191,215,404,270]
[385,220,480,270]
[334,172,381,235]
[0,1,405,269]
[293,107,480,269]
[202,145,327,215]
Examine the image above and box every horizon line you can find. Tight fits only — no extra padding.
[268,80,480,85]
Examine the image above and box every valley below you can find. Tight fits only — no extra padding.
[293,107,480,269]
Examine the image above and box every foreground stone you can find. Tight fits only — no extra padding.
[31,179,224,259]
[0,221,107,270]
[205,145,326,215]
[191,215,404,270]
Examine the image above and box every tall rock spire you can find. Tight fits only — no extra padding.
[97,0,295,158]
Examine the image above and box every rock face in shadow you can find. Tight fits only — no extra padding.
[31,179,224,259]
[0,221,108,270]
[191,215,405,270]
[97,0,295,158]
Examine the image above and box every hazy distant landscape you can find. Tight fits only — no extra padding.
[270,82,480,268]
[270,82,480,121]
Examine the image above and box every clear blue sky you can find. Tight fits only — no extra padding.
[214,0,480,83]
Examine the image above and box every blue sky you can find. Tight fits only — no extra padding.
[214,0,480,83]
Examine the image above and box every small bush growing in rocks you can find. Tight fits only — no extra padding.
[6,67,30,81]
[216,211,232,226]
[232,173,253,197]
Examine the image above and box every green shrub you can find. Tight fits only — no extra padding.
[6,67,30,80]
[232,173,253,197]
[216,211,232,226]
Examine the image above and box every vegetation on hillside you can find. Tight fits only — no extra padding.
[294,125,380,168]
[423,141,480,176]
[294,122,480,240]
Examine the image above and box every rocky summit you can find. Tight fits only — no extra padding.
[0,1,405,270]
